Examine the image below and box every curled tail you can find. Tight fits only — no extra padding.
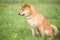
[51,24,58,35]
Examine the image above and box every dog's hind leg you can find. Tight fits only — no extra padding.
[37,25,45,40]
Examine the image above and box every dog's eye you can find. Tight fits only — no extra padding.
[23,9,25,10]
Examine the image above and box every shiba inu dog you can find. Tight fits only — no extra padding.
[18,4,58,37]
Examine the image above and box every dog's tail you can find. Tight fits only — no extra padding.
[50,24,58,35]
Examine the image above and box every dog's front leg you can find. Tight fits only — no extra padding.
[30,27,35,36]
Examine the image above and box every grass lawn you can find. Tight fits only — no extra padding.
[0,1,60,40]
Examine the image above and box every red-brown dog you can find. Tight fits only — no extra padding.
[18,4,58,37]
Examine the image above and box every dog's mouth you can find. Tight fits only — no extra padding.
[21,14,25,16]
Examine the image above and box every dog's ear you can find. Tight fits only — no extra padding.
[21,4,25,7]
[21,4,30,8]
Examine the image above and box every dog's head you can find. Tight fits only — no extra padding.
[18,4,36,17]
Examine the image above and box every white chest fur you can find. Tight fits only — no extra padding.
[27,18,38,27]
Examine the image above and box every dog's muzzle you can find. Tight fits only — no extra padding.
[18,13,25,16]
[21,14,25,16]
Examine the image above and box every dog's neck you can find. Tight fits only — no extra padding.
[27,13,36,19]
[27,10,37,19]
[27,6,37,19]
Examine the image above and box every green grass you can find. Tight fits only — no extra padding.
[0,0,60,40]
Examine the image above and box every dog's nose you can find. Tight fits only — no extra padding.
[18,13,20,15]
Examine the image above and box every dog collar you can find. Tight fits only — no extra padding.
[27,14,36,19]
